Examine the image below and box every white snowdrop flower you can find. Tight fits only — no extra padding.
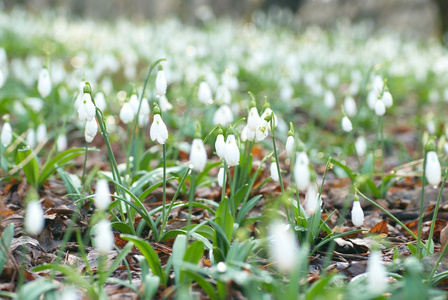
[95,92,106,112]
[190,138,207,172]
[216,262,227,273]
[216,85,231,104]
[36,123,47,143]
[215,133,226,159]
[268,221,299,273]
[382,91,393,108]
[225,134,239,166]
[59,286,79,300]
[213,105,234,126]
[198,81,213,104]
[57,134,67,152]
[155,70,167,97]
[217,167,225,188]
[351,198,364,227]
[256,120,269,141]
[119,102,134,124]
[26,128,36,148]
[84,118,98,143]
[342,116,353,132]
[426,120,435,135]
[285,135,295,158]
[374,99,386,116]
[150,114,168,144]
[94,220,114,255]
[0,69,4,88]
[260,108,277,130]
[426,151,441,186]
[25,201,44,236]
[367,251,387,294]
[367,90,378,110]
[444,143,448,155]
[241,125,254,142]
[94,179,111,211]
[270,161,280,182]
[74,82,85,110]
[159,95,173,112]
[129,94,140,115]
[344,96,357,117]
[324,90,336,109]
[138,98,150,128]
[305,183,320,216]
[355,136,367,157]
[294,151,310,192]
[78,93,96,122]
[247,106,260,132]
[37,68,52,98]
[372,75,383,95]
[1,122,12,147]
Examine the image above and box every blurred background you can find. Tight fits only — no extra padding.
[1,0,447,42]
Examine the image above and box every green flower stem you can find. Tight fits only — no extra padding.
[81,142,89,193]
[380,115,385,197]
[161,143,167,236]
[416,149,428,258]
[428,169,448,246]
[159,167,191,240]
[221,161,227,202]
[429,236,448,282]
[358,190,429,252]
[351,132,361,172]
[186,170,196,241]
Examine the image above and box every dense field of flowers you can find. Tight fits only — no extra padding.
[1,7,448,299]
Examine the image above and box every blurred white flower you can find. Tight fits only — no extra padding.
[351,200,364,227]
[1,122,12,147]
[36,123,47,143]
[25,201,44,236]
[382,91,393,108]
[217,167,225,188]
[285,135,295,158]
[294,151,310,192]
[150,114,168,144]
[95,92,106,112]
[0,69,4,88]
[119,102,134,124]
[367,90,378,110]
[247,107,260,132]
[26,128,36,148]
[367,251,387,294]
[59,286,79,300]
[94,220,114,255]
[159,95,173,112]
[241,125,254,142]
[374,99,386,116]
[85,118,98,143]
[189,138,207,172]
[215,133,225,159]
[57,134,67,152]
[268,221,299,273]
[344,96,357,117]
[198,81,212,104]
[213,105,234,126]
[224,134,239,166]
[260,108,277,130]
[215,85,231,104]
[256,120,269,141]
[129,94,140,115]
[155,70,167,97]
[324,90,336,109]
[270,161,280,182]
[94,179,111,211]
[426,151,441,186]
[37,68,52,98]
[426,120,435,135]
[78,93,96,122]
[342,116,353,132]
[355,136,367,157]
[305,183,320,216]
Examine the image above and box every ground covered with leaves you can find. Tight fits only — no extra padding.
[1,7,448,300]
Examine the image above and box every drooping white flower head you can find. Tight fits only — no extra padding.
[217,167,225,188]
[256,119,269,141]
[95,91,106,112]
[247,106,260,132]
[129,94,140,115]
[94,219,114,255]
[119,102,135,124]
[213,105,234,126]
[85,118,98,143]
[382,91,393,108]
[324,90,336,109]
[351,197,364,227]
[260,108,277,130]
[78,92,96,122]
[190,138,207,172]
[367,251,387,294]
[150,112,168,144]
[37,68,52,98]
[138,98,150,128]
[355,136,367,157]
[426,151,441,186]
[294,151,310,192]
[270,160,280,182]
[94,179,111,211]
[224,133,239,166]
[155,69,167,97]
[57,134,67,152]
[367,90,378,110]
[215,85,231,104]
[159,95,173,112]
[1,121,12,147]
[426,120,435,135]
[268,221,299,273]
[344,96,357,117]
[215,133,226,159]
[25,201,45,236]
[286,135,295,158]
[342,116,353,132]
[26,128,36,148]
[241,125,254,142]
[305,183,320,216]
[198,81,213,104]
[374,99,386,116]
[36,123,47,143]
[0,70,4,89]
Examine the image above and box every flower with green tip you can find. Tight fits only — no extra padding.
[351,195,364,227]
[150,105,168,144]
